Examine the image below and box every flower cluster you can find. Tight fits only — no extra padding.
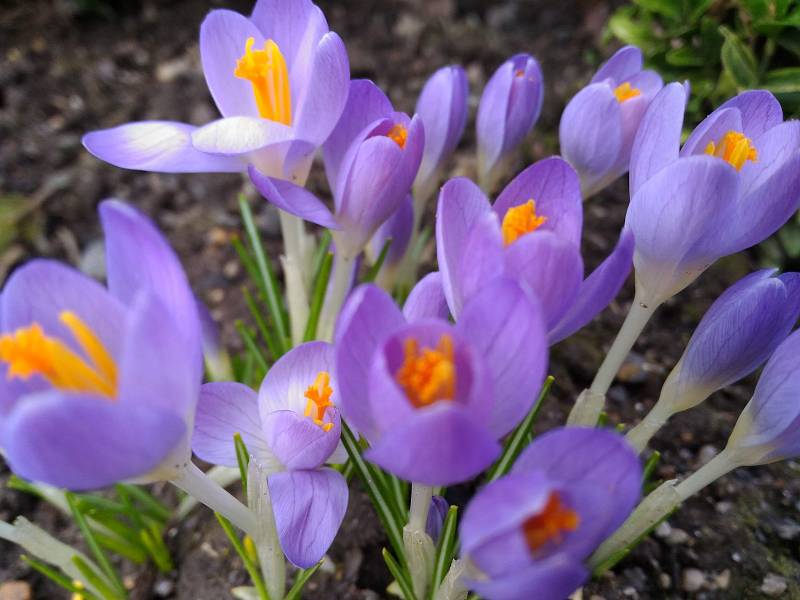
[2,1,800,599]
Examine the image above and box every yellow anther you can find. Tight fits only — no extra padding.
[386,123,408,149]
[395,335,456,408]
[501,199,547,246]
[704,130,758,171]
[234,37,292,125]
[304,371,334,432]
[523,492,580,554]
[613,82,641,103]
[0,312,117,398]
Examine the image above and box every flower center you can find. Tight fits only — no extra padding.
[704,130,758,171]
[0,312,117,398]
[522,492,580,554]
[303,371,334,432]
[234,37,292,125]
[395,335,456,408]
[386,123,408,149]
[613,82,641,103]
[501,199,547,246]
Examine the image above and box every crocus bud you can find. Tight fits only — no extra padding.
[368,194,414,271]
[627,269,800,452]
[476,54,543,192]
[413,66,469,204]
[560,46,663,198]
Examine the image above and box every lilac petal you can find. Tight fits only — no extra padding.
[435,177,493,318]
[458,278,548,437]
[629,82,687,195]
[513,427,642,536]
[493,157,584,247]
[248,166,338,228]
[199,10,263,118]
[627,69,663,100]
[718,90,783,139]
[369,194,413,267]
[625,155,740,303]
[293,32,350,147]
[3,390,185,490]
[0,365,46,421]
[403,272,449,322]
[268,468,348,568]
[365,403,500,486]
[467,556,587,600]
[476,59,515,170]
[192,382,273,468]
[258,341,336,418]
[191,116,294,156]
[83,122,245,173]
[502,55,544,155]
[334,286,405,439]
[559,84,622,189]
[1,259,125,358]
[323,80,393,195]
[99,200,200,354]
[503,233,583,330]
[263,409,340,470]
[415,65,469,185]
[680,107,743,157]
[456,212,505,314]
[426,495,450,542]
[548,229,634,344]
[591,46,643,84]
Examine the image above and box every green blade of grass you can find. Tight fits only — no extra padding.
[242,286,281,361]
[215,513,270,600]
[309,230,332,282]
[236,321,270,374]
[362,238,393,283]
[303,251,333,341]
[22,555,102,600]
[72,555,124,600]
[234,433,251,497]
[284,560,323,600]
[114,485,171,524]
[428,505,458,599]
[382,548,416,600]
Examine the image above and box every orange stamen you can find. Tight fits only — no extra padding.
[303,371,334,432]
[501,199,547,246]
[522,492,580,553]
[386,123,408,149]
[395,335,456,408]
[704,130,758,171]
[613,82,641,103]
[234,37,292,125]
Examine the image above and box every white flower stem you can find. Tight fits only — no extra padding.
[317,246,355,342]
[674,448,737,501]
[409,483,433,532]
[625,396,673,454]
[247,460,285,600]
[279,210,311,345]
[170,462,256,536]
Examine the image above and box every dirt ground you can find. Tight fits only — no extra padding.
[1,0,799,598]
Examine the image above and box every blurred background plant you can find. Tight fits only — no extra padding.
[608,0,800,268]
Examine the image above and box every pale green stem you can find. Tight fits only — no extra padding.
[279,210,311,345]
[247,460,285,600]
[409,483,434,532]
[625,395,673,454]
[674,448,737,501]
[317,247,355,342]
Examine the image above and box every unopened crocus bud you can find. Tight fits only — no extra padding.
[368,195,413,275]
[414,66,469,204]
[560,46,663,198]
[626,269,800,452]
[426,495,450,543]
[477,54,543,192]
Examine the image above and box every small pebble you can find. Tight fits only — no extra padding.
[154,579,174,597]
[715,569,730,590]
[761,574,787,597]
[776,519,800,540]
[682,568,705,592]
[697,444,719,466]
[0,581,31,600]
[622,587,637,598]
[667,528,690,545]
[658,573,671,589]
[715,501,733,515]
[655,522,672,538]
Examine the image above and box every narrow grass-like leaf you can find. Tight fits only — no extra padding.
[72,555,123,600]
[115,485,171,524]
[234,433,251,496]
[139,522,174,573]
[643,450,662,494]
[363,238,393,283]
[309,230,332,281]
[92,531,147,564]
[284,560,323,600]
[303,251,334,341]
[387,474,408,525]
[382,548,417,600]
[241,286,281,363]
[486,376,553,482]
[236,321,270,374]
[215,514,270,600]
[22,555,102,600]
[428,505,458,600]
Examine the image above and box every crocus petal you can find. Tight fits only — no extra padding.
[199,9,264,118]
[191,116,294,156]
[83,122,245,173]
[493,157,584,247]
[293,32,350,147]
[591,46,643,84]
[426,495,450,542]
[513,427,642,536]
[629,82,686,195]
[458,278,548,437]
[435,177,493,318]
[548,229,634,344]
[334,285,405,440]
[718,90,783,139]
[323,80,394,195]
[403,272,449,322]
[503,233,583,330]
[0,259,125,358]
[192,382,274,468]
[264,408,340,470]
[559,84,622,189]
[455,212,505,314]
[259,342,336,418]
[467,556,587,600]
[3,390,185,490]
[503,55,544,155]
[248,166,338,228]
[369,194,413,267]
[627,69,663,100]
[680,107,743,157]
[477,60,515,171]
[365,403,500,486]
[268,468,348,568]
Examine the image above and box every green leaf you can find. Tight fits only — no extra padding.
[382,548,417,600]
[362,238,393,283]
[72,555,124,600]
[688,0,715,23]
[234,433,251,496]
[719,26,759,88]
[22,555,101,600]
[235,321,270,375]
[215,514,271,600]
[428,505,458,600]
[303,251,333,342]
[608,10,656,49]
[664,46,705,66]
[284,560,324,600]
[633,0,681,19]
[778,30,800,58]
[763,66,800,93]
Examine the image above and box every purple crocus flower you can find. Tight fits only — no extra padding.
[192,342,348,568]
[83,0,349,182]
[413,65,469,203]
[477,54,544,191]
[426,495,450,543]
[250,79,425,260]
[436,157,634,343]
[334,277,547,486]
[627,85,800,306]
[560,46,663,198]
[367,195,414,275]
[460,427,642,600]
[0,201,202,490]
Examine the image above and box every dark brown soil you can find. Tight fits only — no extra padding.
[1,1,798,598]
